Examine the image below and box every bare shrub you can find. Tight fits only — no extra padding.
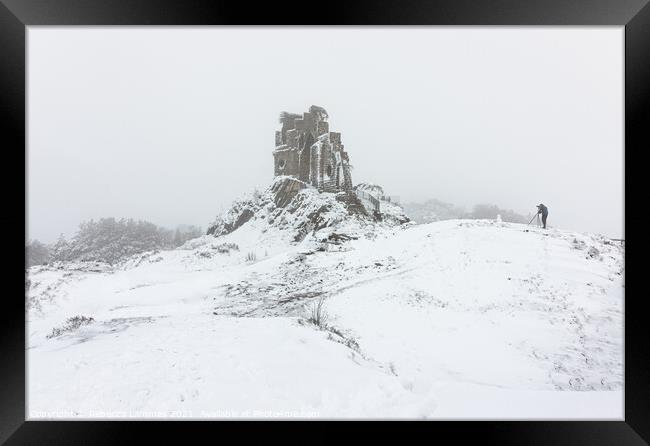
[47,315,95,339]
[216,243,239,253]
[245,251,257,262]
[307,296,329,328]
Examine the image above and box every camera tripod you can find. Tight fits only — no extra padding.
[528,212,542,227]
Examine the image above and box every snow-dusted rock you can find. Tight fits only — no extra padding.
[206,176,409,243]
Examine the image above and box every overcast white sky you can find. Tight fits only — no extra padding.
[27,27,623,242]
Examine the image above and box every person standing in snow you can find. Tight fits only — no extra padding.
[537,203,549,229]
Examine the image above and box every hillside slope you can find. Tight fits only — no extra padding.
[26,218,624,419]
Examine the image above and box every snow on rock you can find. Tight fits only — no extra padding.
[206,176,408,243]
[26,218,623,419]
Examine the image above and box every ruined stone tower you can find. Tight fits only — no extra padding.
[273,105,353,193]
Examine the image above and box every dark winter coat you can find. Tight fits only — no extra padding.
[537,204,548,217]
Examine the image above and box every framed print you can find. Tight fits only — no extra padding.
[3,0,648,443]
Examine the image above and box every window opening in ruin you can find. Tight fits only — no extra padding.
[278,159,286,169]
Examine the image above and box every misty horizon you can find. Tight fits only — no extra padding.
[27,27,624,242]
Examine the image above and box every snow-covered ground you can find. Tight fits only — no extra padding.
[26,218,624,419]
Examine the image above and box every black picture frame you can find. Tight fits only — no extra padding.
[3,0,647,443]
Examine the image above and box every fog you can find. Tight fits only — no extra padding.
[27,27,623,243]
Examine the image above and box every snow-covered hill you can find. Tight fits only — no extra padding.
[26,213,624,419]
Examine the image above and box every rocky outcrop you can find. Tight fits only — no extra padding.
[207,176,407,241]
[270,176,307,208]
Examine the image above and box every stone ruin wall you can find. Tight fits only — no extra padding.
[273,106,353,194]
